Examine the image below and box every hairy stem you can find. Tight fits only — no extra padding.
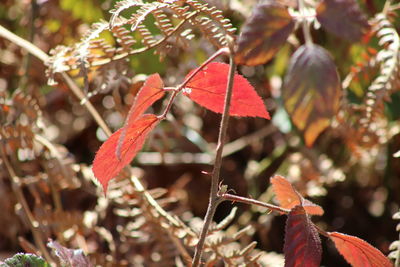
[192,52,236,267]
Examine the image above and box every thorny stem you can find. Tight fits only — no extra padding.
[298,0,313,45]
[0,145,54,264]
[192,52,236,267]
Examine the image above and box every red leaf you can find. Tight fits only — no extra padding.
[183,62,270,119]
[270,175,324,215]
[284,205,322,267]
[329,232,393,267]
[117,73,164,159]
[93,114,159,193]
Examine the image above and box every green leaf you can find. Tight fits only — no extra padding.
[235,0,294,66]
[1,253,49,267]
[282,44,341,146]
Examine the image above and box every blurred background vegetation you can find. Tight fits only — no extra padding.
[0,0,399,266]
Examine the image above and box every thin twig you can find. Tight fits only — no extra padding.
[298,0,313,45]
[192,52,236,267]
[0,25,112,137]
[60,73,112,136]
[220,193,290,214]
[220,192,331,239]
[0,25,48,62]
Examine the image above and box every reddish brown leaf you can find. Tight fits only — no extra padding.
[270,175,324,215]
[316,0,369,42]
[93,114,159,193]
[117,74,164,159]
[235,0,294,66]
[282,44,341,146]
[329,232,393,267]
[284,205,322,267]
[184,62,270,119]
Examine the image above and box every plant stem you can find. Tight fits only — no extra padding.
[191,53,236,267]
[298,0,313,46]
[0,25,48,62]
[220,193,290,214]
[0,25,113,137]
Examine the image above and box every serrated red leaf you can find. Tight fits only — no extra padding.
[270,175,324,215]
[329,232,393,267]
[93,114,159,193]
[183,62,270,119]
[117,73,164,159]
[284,205,322,267]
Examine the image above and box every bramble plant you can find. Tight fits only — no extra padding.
[0,0,399,266]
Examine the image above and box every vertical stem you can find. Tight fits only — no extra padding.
[192,53,236,267]
[299,0,313,45]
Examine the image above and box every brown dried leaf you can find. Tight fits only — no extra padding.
[316,0,369,42]
[235,0,294,66]
[282,44,341,146]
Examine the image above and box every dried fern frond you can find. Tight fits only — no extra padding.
[361,13,400,130]
[169,0,235,48]
[110,0,144,28]
[205,224,263,266]
[0,90,41,150]
[389,209,400,266]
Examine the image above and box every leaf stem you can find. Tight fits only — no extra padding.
[191,51,235,267]
[220,193,290,214]
[298,0,313,45]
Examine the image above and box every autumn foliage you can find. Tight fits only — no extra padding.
[0,0,399,266]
